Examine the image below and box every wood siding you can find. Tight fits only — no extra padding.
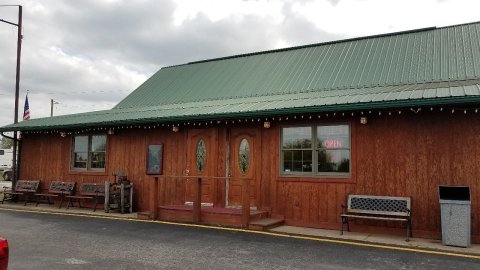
[18,112,480,242]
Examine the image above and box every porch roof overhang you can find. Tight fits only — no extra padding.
[1,80,480,132]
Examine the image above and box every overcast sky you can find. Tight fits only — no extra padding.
[0,0,479,127]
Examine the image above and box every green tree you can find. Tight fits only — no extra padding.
[1,137,13,149]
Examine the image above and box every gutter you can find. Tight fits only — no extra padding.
[0,132,18,141]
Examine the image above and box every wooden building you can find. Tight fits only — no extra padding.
[2,22,480,242]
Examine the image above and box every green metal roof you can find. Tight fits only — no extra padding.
[2,22,480,132]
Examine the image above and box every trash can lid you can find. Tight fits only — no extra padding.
[439,185,470,201]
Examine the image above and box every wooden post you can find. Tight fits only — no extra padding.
[158,177,164,214]
[241,178,250,228]
[151,177,159,219]
[193,177,202,223]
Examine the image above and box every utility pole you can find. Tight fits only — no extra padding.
[50,99,59,117]
[0,5,22,187]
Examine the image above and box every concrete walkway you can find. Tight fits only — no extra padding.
[270,225,480,256]
[0,200,479,258]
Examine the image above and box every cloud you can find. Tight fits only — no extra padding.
[0,0,347,126]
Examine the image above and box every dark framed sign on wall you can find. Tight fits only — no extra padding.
[147,144,163,175]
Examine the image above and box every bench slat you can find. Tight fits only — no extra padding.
[341,214,408,222]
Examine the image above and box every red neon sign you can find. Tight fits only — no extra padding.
[322,139,342,148]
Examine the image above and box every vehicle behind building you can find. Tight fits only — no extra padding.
[0,148,13,181]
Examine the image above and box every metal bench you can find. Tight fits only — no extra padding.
[34,181,76,208]
[340,195,412,241]
[65,183,105,211]
[1,180,40,205]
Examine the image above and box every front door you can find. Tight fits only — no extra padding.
[227,127,260,208]
[185,128,217,204]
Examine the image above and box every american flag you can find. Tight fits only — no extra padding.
[23,94,30,120]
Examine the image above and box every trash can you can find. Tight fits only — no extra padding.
[439,185,471,247]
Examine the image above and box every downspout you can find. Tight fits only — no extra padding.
[1,132,21,186]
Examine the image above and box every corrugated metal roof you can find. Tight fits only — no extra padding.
[2,22,480,132]
[3,81,480,131]
[114,22,480,109]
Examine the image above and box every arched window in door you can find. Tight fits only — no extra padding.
[238,138,250,174]
[196,139,206,172]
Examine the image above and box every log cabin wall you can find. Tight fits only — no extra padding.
[17,111,480,242]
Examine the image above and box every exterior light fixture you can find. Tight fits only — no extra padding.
[107,128,115,135]
[263,121,271,129]
[172,126,179,132]
[360,116,367,125]
[60,132,66,137]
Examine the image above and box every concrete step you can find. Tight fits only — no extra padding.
[249,218,284,231]
[137,211,152,220]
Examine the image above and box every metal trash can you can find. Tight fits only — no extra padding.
[439,185,471,247]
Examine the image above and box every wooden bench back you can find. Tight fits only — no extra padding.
[347,195,411,217]
[78,183,105,196]
[15,180,40,193]
[48,181,76,195]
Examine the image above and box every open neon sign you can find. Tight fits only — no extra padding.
[322,139,342,148]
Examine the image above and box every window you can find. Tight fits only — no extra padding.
[281,124,351,177]
[196,138,206,172]
[72,135,106,171]
[238,138,250,174]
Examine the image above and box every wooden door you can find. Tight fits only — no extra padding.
[185,128,217,204]
[227,127,260,207]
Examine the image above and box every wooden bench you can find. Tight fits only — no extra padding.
[1,180,40,205]
[340,195,412,241]
[65,183,105,211]
[34,181,76,208]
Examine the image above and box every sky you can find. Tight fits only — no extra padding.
[0,0,479,127]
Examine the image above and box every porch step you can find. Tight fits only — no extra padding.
[249,218,284,231]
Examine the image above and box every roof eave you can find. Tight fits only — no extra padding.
[1,96,479,133]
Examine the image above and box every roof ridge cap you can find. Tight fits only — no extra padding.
[161,21,480,70]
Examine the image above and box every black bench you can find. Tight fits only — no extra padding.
[66,183,105,211]
[341,195,412,241]
[34,181,76,208]
[1,180,40,205]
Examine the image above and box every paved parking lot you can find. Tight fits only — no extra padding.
[0,208,479,270]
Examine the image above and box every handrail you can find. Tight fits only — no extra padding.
[157,175,251,180]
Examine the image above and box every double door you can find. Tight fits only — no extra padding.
[184,127,260,208]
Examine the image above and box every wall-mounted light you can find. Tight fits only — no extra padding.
[263,121,271,129]
[360,116,368,125]
[107,128,115,135]
[172,126,179,132]
[60,132,66,138]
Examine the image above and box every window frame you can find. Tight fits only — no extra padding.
[71,134,107,172]
[280,123,352,179]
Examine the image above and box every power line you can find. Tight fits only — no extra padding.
[0,89,132,96]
